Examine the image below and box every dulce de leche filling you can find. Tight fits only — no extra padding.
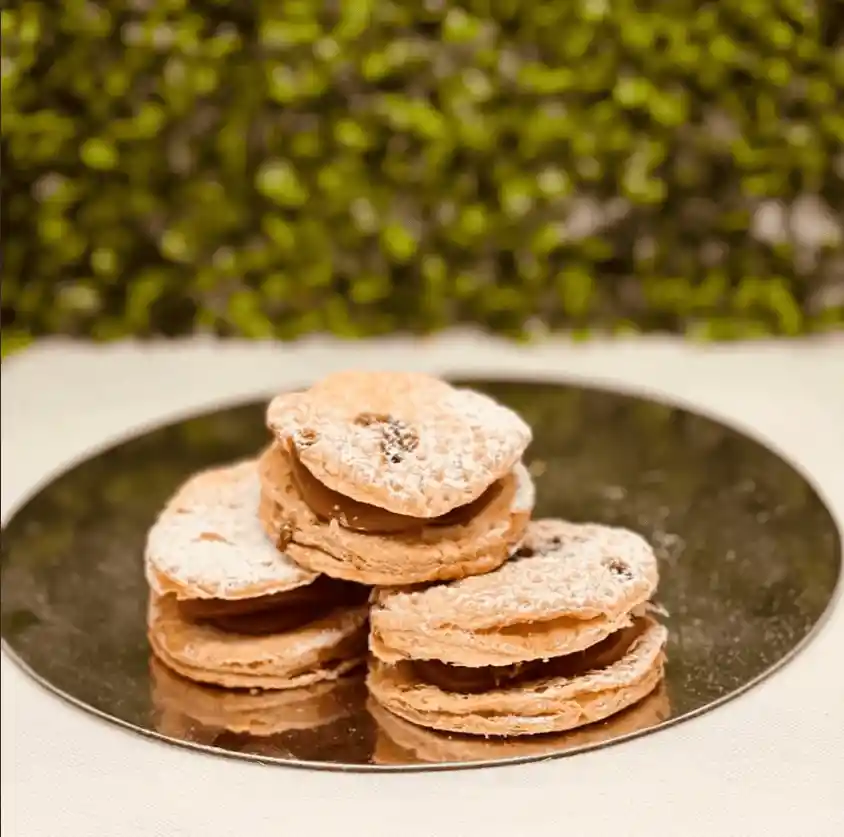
[288,449,504,534]
[176,577,368,636]
[412,620,647,694]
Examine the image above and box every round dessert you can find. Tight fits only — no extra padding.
[145,461,370,689]
[370,519,660,667]
[265,370,532,518]
[367,519,666,737]
[257,443,535,586]
[368,616,667,737]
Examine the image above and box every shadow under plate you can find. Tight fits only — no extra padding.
[1,380,840,771]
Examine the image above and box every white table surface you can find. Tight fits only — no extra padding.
[2,333,843,837]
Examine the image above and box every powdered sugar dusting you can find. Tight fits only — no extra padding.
[145,461,317,599]
[266,373,532,517]
[378,519,659,630]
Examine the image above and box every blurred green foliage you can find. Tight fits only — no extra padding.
[1,0,842,355]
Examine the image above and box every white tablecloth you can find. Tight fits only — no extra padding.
[2,333,843,837]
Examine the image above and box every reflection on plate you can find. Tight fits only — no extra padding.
[370,685,671,765]
[149,650,670,766]
[150,658,374,761]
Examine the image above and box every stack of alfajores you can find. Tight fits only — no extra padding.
[145,370,667,743]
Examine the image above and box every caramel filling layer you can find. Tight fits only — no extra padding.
[176,577,369,636]
[287,447,503,534]
[412,621,647,694]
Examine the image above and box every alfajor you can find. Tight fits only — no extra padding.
[367,519,668,736]
[259,371,534,585]
[145,461,369,689]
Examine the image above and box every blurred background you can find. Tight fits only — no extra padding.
[1,0,842,359]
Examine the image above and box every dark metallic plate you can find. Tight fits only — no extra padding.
[1,380,841,772]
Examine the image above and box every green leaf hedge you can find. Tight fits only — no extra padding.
[2,1,842,354]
